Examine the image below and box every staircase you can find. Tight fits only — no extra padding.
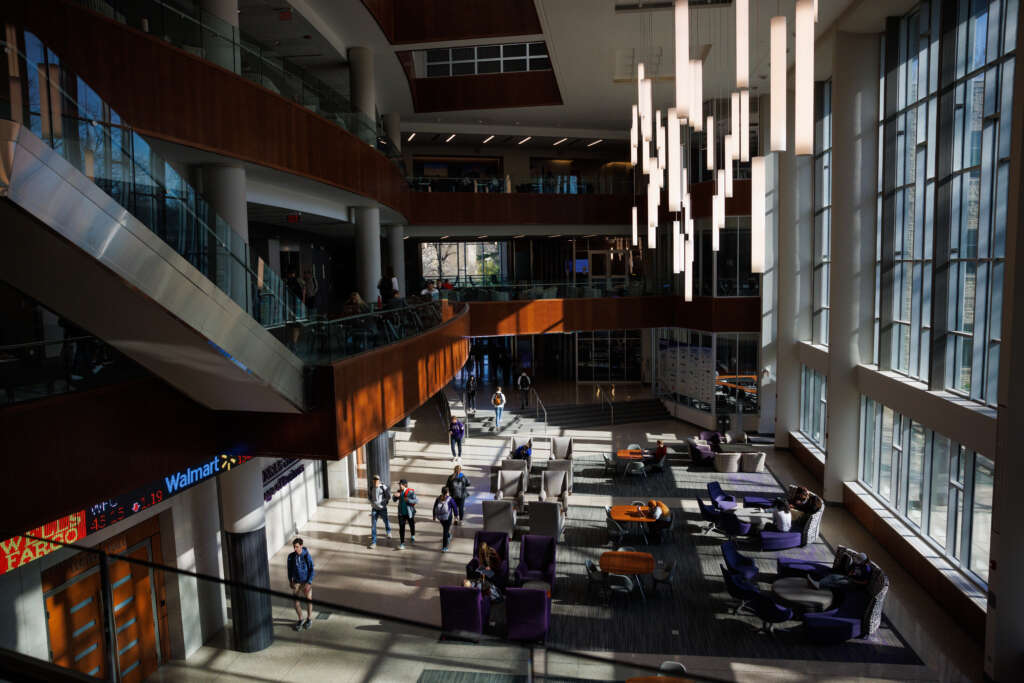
[455,397,671,435]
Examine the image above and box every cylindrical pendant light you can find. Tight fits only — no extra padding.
[642,79,653,142]
[647,176,658,247]
[675,0,690,119]
[751,156,765,273]
[630,104,638,165]
[770,16,787,152]
[736,0,748,89]
[730,91,740,151]
[668,108,681,212]
[725,135,734,197]
[681,168,688,209]
[672,219,681,273]
[795,0,814,155]
[632,205,639,247]
[714,169,725,250]
[689,60,703,132]
[706,115,714,170]
[656,110,666,171]
[642,137,650,173]
[684,217,694,301]
[740,89,750,161]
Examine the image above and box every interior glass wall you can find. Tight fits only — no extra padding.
[860,396,993,585]
[655,329,758,419]
[575,330,643,383]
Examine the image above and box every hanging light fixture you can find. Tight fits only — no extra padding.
[684,216,694,301]
[736,0,748,89]
[672,219,681,273]
[725,135,735,197]
[630,104,638,165]
[714,169,725,250]
[740,89,750,161]
[656,110,666,172]
[647,175,658,247]
[689,60,703,132]
[706,114,714,170]
[668,109,681,212]
[675,0,689,119]
[795,0,814,155]
[770,15,786,151]
[632,205,639,247]
[730,92,740,158]
[751,156,765,273]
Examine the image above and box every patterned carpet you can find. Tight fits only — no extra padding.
[532,451,923,665]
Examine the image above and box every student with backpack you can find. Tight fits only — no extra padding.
[392,479,418,549]
[491,387,506,430]
[516,370,532,409]
[367,474,391,548]
[465,374,478,413]
[446,464,471,525]
[432,486,458,552]
[449,415,465,461]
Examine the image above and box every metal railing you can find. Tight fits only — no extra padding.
[407,174,633,196]
[532,387,548,435]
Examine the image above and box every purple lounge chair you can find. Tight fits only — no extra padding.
[466,530,510,586]
[720,564,759,614]
[721,540,759,581]
[760,495,824,551]
[439,586,491,640]
[515,534,557,588]
[505,587,550,643]
[707,481,738,511]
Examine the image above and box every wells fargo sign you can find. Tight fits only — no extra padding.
[0,511,87,574]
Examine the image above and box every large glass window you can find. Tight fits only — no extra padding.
[859,396,994,586]
[812,81,832,345]
[424,42,550,78]
[799,365,827,451]
[876,0,1014,405]
[420,241,508,284]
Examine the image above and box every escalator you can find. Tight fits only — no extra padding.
[0,30,307,412]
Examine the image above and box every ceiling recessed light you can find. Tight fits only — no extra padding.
[553,137,568,146]
[483,135,495,143]
[518,136,532,145]
[407,132,416,142]
[445,134,456,142]
[587,139,603,147]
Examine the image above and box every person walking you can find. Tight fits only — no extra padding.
[367,474,391,548]
[287,538,315,631]
[449,415,465,461]
[446,465,471,525]
[433,486,458,552]
[465,374,478,413]
[491,386,506,431]
[392,479,418,549]
[516,370,532,409]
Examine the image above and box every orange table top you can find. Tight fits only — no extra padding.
[616,448,646,460]
[609,504,657,523]
[600,550,656,575]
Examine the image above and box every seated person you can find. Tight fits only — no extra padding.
[809,552,872,592]
[646,499,672,541]
[788,486,822,524]
[767,498,792,532]
[708,432,723,453]
[469,541,504,597]
[513,440,532,461]
[647,439,668,461]
[343,291,370,316]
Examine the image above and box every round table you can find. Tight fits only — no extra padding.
[771,576,834,612]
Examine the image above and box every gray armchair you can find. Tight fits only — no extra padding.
[495,470,526,512]
[551,436,573,461]
[500,458,529,485]
[483,500,517,535]
[509,436,532,470]
[547,458,573,493]
[538,469,569,512]
[529,501,564,540]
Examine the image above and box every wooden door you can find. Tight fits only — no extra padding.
[44,567,108,679]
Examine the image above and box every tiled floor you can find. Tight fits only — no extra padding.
[152,388,982,682]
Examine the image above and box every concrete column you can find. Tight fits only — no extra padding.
[823,33,880,503]
[364,432,392,492]
[774,89,813,447]
[200,0,240,72]
[386,224,405,298]
[218,460,272,652]
[348,47,376,143]
[327,455,354,499]
[355,207,382,304]
[985,7,1024,678]
[202,164,251,313]
[384,112,401,152]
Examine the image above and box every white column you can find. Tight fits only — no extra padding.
[386,224,405,298]
[824,32,880,502]
[327,455,354,499]
[355,207,382,304]
[986,6,1024,676]
[219,460,265,535]
[774,89,813,447]
[199,0,240,72]
[348,47,376,143]
[202,164,251,313]
[384,112,401,152]
[759,94,778,435]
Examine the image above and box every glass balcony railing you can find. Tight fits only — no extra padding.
[73,0,394,151]
[0,533,705,682]
[444,279,654,301]
[407,174,634,195]
[1,31,307,330]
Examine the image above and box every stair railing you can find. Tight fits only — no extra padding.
[531,387,548,435]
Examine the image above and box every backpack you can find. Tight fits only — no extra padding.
[492,393,503,406]
[435,497,452,520]
[450,474,469,498]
